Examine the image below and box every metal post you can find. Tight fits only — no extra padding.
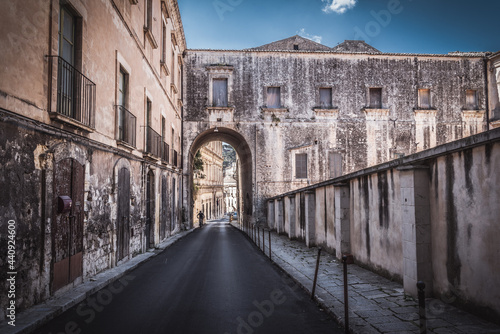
[417,281,427,334]
[257,226,260,248]
[342,255,349,334]
[268,230,272,260]
[262,228,265,254]
[311,247,322,299]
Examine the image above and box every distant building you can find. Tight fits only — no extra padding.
[224,162,238,213]
[193,142,224,220]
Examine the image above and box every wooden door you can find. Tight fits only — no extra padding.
[160,175,168,240]
[117,167,130,261]
[146,170,155,248]
[52,158,84,292]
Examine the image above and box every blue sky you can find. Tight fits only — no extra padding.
[178,0,500,54]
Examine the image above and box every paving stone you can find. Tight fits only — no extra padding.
[390,306,418,314]
[364,315,401,325]
[373,298,399,309]
[432,328,467,334]
[372,320,419,332]
[394,312,419,321]
[354,309,387,319]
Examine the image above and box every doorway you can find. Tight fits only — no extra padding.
[146,170,155,249]
[117,167,130,261]
[52,158,84,292]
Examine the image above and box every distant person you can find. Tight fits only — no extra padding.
[197,211,205,227]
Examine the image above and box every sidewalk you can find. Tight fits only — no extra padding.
[235,223,500,334]
[0,229,195,334]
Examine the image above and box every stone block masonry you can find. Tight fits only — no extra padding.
[266,127,500,323]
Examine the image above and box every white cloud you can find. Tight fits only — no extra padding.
[297,28,323,44]
[322,0,357,14]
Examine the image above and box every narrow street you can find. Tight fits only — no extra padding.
[37,219,340,334]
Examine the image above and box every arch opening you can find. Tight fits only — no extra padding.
[185,127,253,229]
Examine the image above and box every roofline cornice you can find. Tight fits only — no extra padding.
[185,48,490,59]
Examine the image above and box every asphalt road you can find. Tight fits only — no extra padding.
[37,220,341,334]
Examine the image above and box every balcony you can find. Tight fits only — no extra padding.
[162,142,170,163]
[47,56,96,131]
[145,126,161,158]
[116,106,137,148]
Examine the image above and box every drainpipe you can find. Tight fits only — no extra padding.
[484,57,490,131]
[254,123,257,223]
[181,53,185,227]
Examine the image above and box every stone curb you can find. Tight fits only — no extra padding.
[0,228,195,334]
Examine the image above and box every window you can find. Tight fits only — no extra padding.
[319,88,332,108]
[213,79,228,107]
[295,153,307,179]
[60,7,75,65]
[161,117,169,162]
[145,0,152,31]
[267,87,281,108]
[369,88,382,108]
[171,48,175,86]
[171,128,175,158]
[329,152,342,178]
[117,67,136,146]
[161,19,167,65]
[146,98,152,126]
[466,89,478,109]
[118,68,128,107]
[293,44,299,50]
[418,89,431,109]
[161,117,166,140]
[54,5,96,128]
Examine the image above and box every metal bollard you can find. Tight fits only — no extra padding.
[417,281,427,334]
[342,254,353,334]
[268,230,272,260]
[311,247,322,299]
[257,226,260,248]
[262,228,265,253]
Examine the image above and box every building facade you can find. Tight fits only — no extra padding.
[223,162,238,214]
[0,0,185,319]
[488,51,500,128]
[193,141,224,220]
[183,36,491,226]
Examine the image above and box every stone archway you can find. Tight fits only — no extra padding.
[183,126,254,228]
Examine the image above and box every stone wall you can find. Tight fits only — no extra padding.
[184,49,488,224]
[266,127,500,322]
[0,0,185,320]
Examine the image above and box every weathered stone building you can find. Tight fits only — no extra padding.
[223,162,238,214]
[193,141,224,220]
[2,0,500,324]
[183,35,491,226]
[487,51,500,128]
[0,0,185,319]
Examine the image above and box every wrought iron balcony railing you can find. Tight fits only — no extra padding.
[116,105,137,147]
[162,142,170,163]
[146,126,161,157]
[47,56,96,129]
